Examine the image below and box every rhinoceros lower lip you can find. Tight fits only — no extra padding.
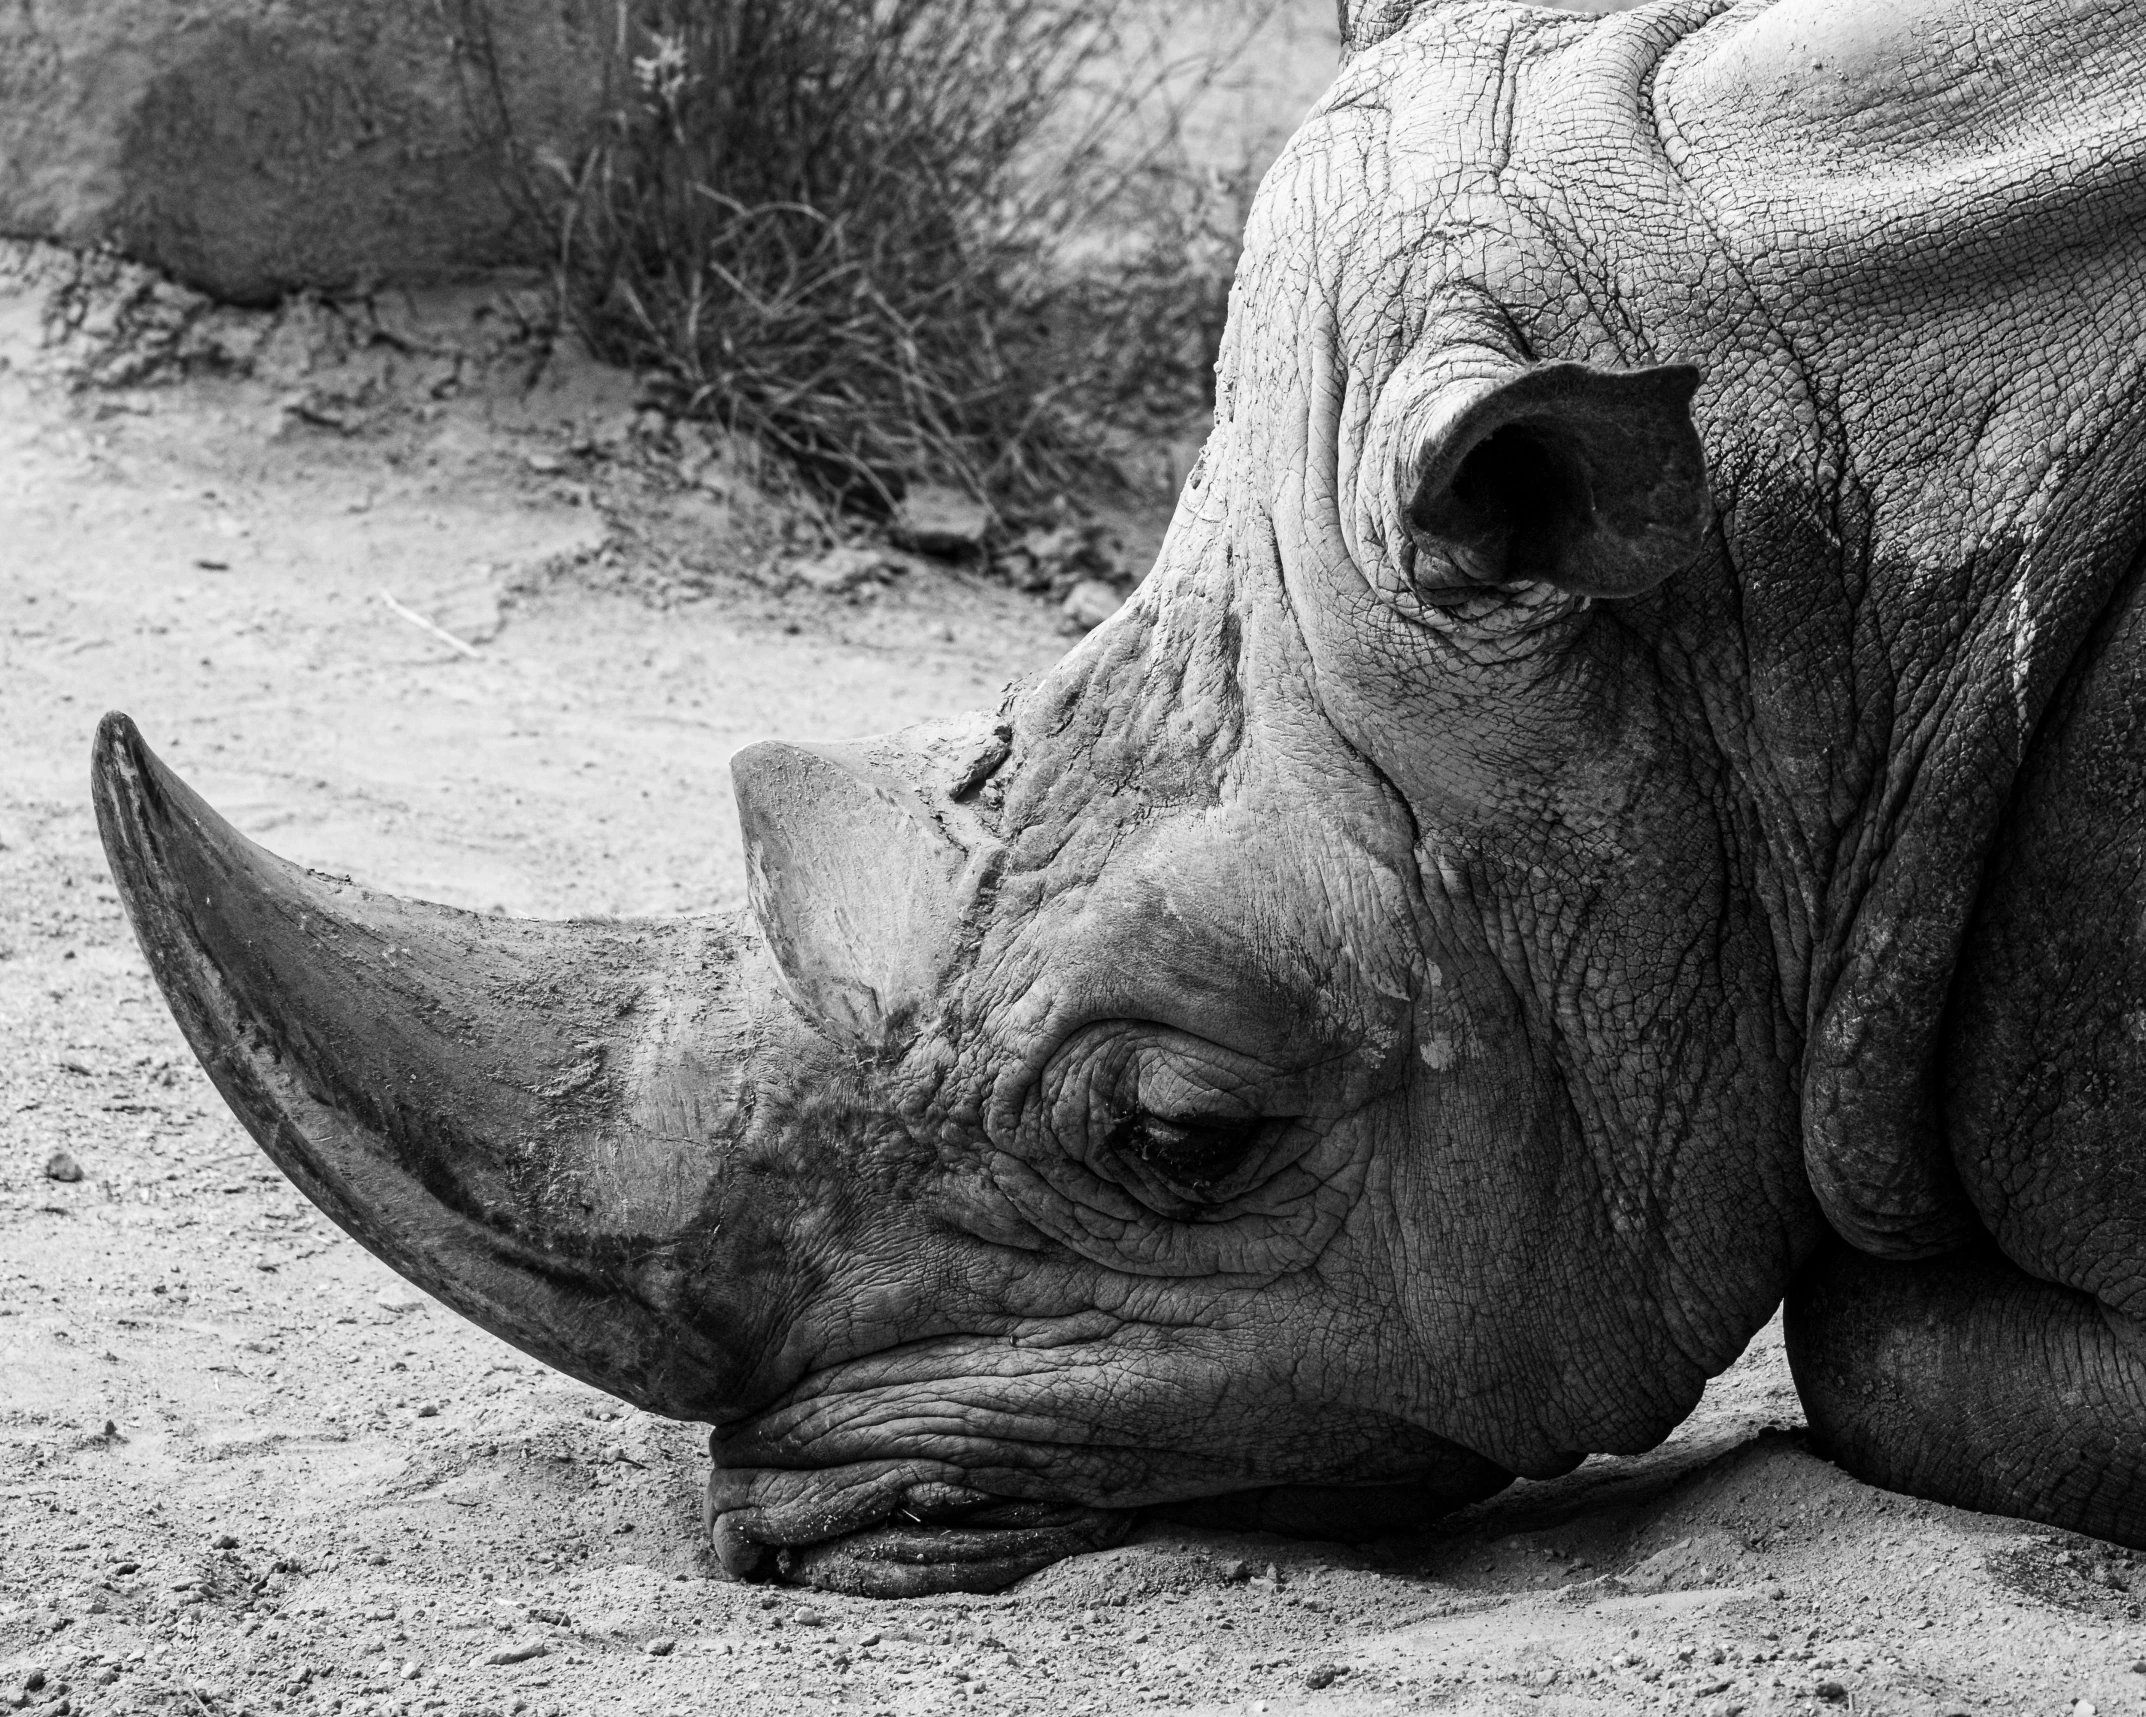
[705,1468,1133,1597]
[712,1503,1135,1598]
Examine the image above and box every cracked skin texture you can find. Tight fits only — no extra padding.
[88,0,2146,1593]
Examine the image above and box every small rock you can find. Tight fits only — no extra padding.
[1304,1664,1345,1690]
[793,545,898,594]
[1814,1681,1849,1703]
[285,385,373,434]
[43,1149,83,1183]
[211,1533,238,1550]
[998,520,1123,594]
[891,485,991,556]
[1061,580,1123,631]
[790,1609,826,1627]
[415,1403,440,1419]
[479,1640,547,1667]
[643,1638,676,1658]
[1011,524,1082,584]
[2076,1701,2099,1716]
[399,1660,421,1681]
[582,408,640,453]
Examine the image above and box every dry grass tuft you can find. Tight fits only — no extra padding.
[451,0,1268,513]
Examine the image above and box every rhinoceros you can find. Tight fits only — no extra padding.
[92,0,2146,1597]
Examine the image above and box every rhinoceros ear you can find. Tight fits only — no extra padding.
[730,739,975,1047]
[1403,361,1711,601]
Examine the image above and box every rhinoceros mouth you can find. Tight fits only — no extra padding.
[705,1466,1133,1596]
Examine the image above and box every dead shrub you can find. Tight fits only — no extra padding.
[450,0,1271,511]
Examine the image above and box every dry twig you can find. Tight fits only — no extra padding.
[380,590,481,659]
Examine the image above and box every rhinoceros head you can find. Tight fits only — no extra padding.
[96,0,2146,1593]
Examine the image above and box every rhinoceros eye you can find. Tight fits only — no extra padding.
[1105,1111,1264,1195]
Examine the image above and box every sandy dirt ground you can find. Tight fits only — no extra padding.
[4,246,2146,1717]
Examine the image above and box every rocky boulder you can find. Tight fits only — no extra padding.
[0,0,605,303]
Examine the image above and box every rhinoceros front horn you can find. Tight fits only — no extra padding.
[90,712,750,1416]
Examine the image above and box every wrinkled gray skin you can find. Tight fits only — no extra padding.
[93,0,2146,1596]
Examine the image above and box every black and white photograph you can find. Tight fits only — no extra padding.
[6,0,2146,1712]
